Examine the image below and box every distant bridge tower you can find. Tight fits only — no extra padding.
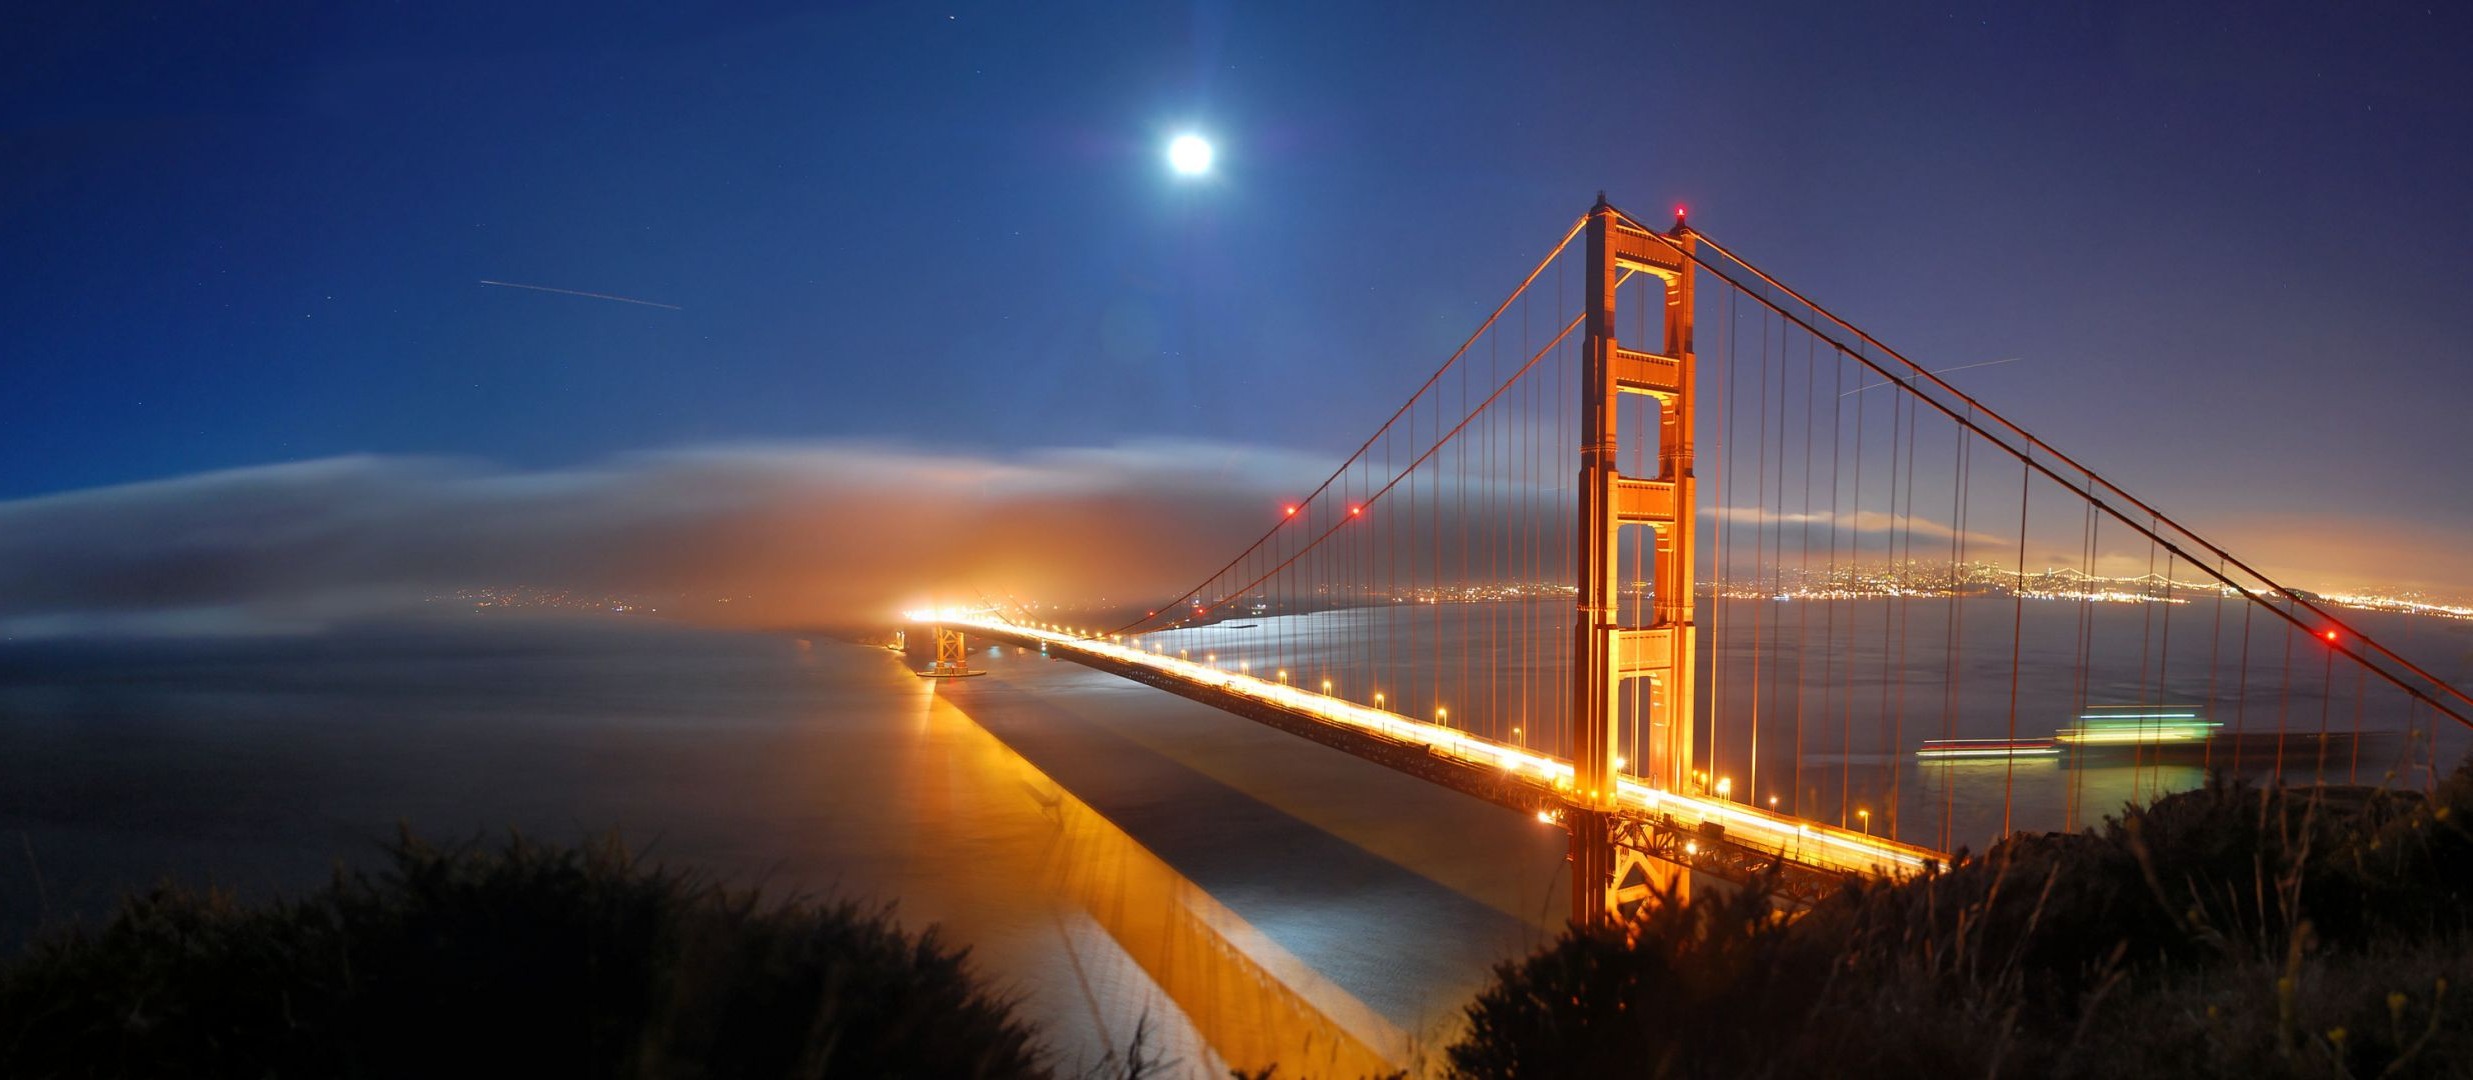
[919,626,985,679]
[1569,196,1698,925]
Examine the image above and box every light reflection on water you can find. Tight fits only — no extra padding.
[3,609,2462,1069]
[900,673,1404,1076]
[0,617,1570,1075]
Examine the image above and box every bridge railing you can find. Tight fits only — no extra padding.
[936,612,1942,883]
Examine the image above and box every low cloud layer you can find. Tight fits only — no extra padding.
[5,440,2459,641]
[0,442,1329,637]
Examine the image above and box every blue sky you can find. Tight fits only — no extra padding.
[6,2,2472,604]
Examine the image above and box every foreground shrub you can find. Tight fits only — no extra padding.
[1449,766,2473,1079]
[0,831,1045,1078]
[1448,881,1832,1077]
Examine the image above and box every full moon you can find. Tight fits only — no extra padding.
[1167,134,1213,176]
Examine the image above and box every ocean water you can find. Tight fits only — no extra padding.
[0,615,1568,1075]
[4,604,2466,1071]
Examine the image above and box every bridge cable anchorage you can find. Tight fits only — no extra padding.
[998,194,2472,932]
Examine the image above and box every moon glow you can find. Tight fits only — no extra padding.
[1167,134,1214,176]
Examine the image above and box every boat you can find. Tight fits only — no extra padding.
[1917,737,2059,760]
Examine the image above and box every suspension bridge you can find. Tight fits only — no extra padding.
[912,195,2473,927]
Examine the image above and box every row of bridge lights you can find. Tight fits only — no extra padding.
[1117,641,1462,727]
[1039,621,2344,649]
[1046,633,1488,747]
[1027,626,1470,736]
[1026,623,2349,817]
[1023,620,1888,838]
[1080,634,1537,785]
[1686,770,1870,833]
[1017,625,1880,826]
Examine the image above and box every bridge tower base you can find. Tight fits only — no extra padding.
[917,626,986,679]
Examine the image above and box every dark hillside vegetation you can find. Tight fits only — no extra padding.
[1446,764,2473,1079]
[9,765,2472,1079]
[0,831,1050,1078]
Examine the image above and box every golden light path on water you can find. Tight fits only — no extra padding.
[890,649,1406,1076]
[11,609,2452,1075]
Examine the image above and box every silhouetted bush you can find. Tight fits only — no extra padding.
[1449,880,1831,1077]
[16,768,2473,1079]
[0,830,1046,1078]
[1447,765,2473,1079]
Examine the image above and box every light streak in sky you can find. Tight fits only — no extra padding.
[478,279,682,310]
[1839,357,2019,397]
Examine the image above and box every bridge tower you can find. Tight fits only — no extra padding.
[917,626,985,679]
[1569,196,1698,925]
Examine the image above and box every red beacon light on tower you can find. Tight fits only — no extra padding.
[2324,629,2340,643]
[1283,505,1298,517]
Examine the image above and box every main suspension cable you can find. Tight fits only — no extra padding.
[1110,215,1589,637]
[1615,211,2473,728]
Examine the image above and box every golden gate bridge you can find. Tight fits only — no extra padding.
[912,195,2473,927]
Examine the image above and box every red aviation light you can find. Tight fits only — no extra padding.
[1283,505,1298,516]
[2324,629,2340,643]
[1349,505,1363,516]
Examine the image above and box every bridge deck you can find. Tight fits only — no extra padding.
[944,618,1945,890]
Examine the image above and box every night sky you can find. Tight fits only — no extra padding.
[7,3,2472,626]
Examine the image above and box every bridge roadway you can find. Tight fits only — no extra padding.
[934,616,1946,896]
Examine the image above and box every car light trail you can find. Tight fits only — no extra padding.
[909,608,1940,878]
